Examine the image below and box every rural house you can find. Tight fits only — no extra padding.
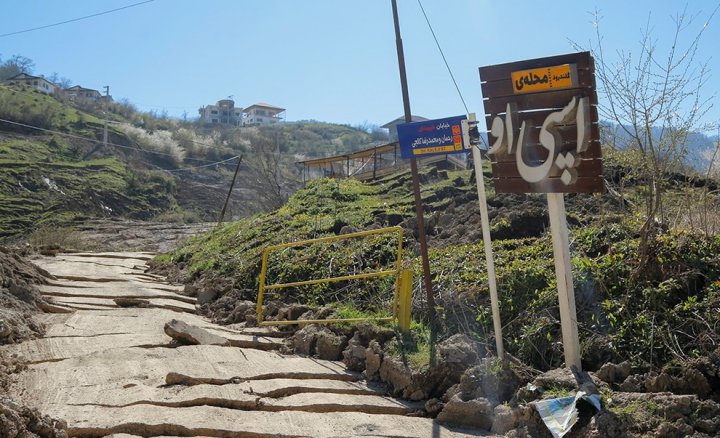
[63,85,103,101]
[198,98,243,126]
[243,102,285,125]
[3,72,56,95]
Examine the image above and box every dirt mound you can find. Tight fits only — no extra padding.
[0,354,67,437]
[0,247,68,438]
[0,248,54,345]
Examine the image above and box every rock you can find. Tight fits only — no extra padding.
[113,297,150,307]
[163,319,229,346]
[436,394,493,430]
[342,333,366,371]
[532,368,579,391]
[442,384,460,403]
[284,304,311,321]
[365,340,383,379]
[0,399,67,438]
[355,323,395,346]
[655,420,694,438]
[645,367,712,398]
[379,356,413,396]
[582,410,626,438]
[414,335,481,400]
[491,404,520,434]
[182,284,198,297]
[293,325,321,356]
[619,373,646,392]
[165,372,205,386]
[595,361,631,385]
[0,320,10,338]
[316,330,348,361]
[438,333,478,365]
[196,288,218,305]
[406,389,426,401]
[424,398,443,417]
[458,359,520,406]
[36,300,74,314]
[264,300,283,318]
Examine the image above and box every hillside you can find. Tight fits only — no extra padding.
[156,152,720,371]
[0,85,386,241]
[151,155,720,435]
[0,85,178,239]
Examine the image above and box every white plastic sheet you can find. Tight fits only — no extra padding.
[533,390,602,438]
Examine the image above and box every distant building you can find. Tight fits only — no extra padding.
[243,102,285,125]
[198,99,243,126]
[3,72,56,95]
[63,85,103,101]
[381,115,429,140]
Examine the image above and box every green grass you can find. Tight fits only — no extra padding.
[0,135,175,239]
[0,85,104,128]
[158,154,720,373]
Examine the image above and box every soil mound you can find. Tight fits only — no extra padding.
[0,248,68,437]
[0,248,53,345]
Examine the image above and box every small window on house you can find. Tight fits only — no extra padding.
[212,119,218,123]
[33,81,38,85]
[211,110,218,114]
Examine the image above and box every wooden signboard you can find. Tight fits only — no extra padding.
[479,52,602,193]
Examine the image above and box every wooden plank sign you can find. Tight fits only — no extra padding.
[479,52,603,193]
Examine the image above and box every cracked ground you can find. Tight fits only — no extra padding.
[2,252,491,437]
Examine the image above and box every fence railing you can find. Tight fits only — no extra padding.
[256,226,412,331]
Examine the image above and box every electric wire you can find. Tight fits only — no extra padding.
[0,0,156,38]
[161,155,240,172]
[416,0,469,115]
[416,0,488,149]
[0,85,240,152]
[0,83,238,153]
[0,117,227,164]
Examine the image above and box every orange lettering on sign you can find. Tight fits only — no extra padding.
[511,64,575,94]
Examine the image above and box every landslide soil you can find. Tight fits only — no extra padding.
[0,248,67,437]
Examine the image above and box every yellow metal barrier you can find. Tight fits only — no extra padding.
[256,226,412,331]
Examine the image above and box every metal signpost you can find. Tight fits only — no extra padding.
[391,0,437,325]
[479,52,602,370]
[397,115,469,158]
[396,113,506,360]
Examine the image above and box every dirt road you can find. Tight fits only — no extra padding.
[3,252,489,437]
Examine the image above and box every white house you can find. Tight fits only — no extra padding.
[243,102,285,125]
[3,73,56,95]
[381,115,430,141]
[198,98,243,126]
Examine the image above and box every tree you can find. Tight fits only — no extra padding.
[244,131,300,212]
[47,72,72,89]
[579,7,717,270]
[0,54,35,80]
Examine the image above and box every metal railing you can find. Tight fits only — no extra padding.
[256,226,412,330]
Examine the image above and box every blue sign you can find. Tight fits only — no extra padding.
[397,115,467,159]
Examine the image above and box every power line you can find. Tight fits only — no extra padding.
[0,116,215,163]
[416,0,488,148]
[0,116,242,171]
[162,155,241,172]
[416,0,469,115]
[0,85,233,152]
[0,0,156,38]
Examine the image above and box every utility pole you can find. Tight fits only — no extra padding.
[390,0,437,323]
[218,155,244,227]
[103,85,109,148]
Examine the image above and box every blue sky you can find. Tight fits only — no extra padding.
[2,0,719,129]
